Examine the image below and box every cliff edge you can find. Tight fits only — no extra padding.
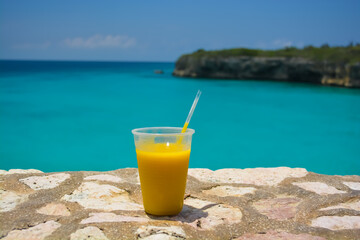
[173,47,360,88]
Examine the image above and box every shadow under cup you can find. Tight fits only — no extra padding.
[132,127,195,216]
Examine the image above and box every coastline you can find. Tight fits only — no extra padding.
[173,48,360,88]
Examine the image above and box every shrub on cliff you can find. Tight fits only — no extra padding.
[182,45,360,65]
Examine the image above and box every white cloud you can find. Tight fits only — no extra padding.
[63,34,136,49]
[12,42,51,49]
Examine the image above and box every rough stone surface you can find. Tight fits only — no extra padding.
[84,174,124,183]
[36,202,71,216]
[62,181,142,211]
[1,167,359,240]
[311,216,360,230]
[202,186,256,197]
[172,197,243,230]
[136,226,186,240]
[252,196,301,220]
[2,220,61,240]
[0,169,43,175]
[292,182,346,195]
[235,230,326,240]
[81,212,149,224]
[70,226,109,240]
[343,181,360,191]
[19,173,70,190]
[0,190,29,212]
[320,199,360,211]
[188,167,308,186]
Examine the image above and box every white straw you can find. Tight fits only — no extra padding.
[185,90,201,124]
[181,90,201,134]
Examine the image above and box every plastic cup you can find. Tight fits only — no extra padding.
[132,127,195,216]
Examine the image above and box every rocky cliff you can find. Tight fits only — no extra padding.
[173,55,360,88]
[1,168,360,239]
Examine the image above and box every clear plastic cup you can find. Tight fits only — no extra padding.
[132,127,195,216]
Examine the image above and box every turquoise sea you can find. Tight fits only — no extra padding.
[1,60,359,175]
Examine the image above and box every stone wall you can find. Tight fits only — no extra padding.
[1,167,359,239]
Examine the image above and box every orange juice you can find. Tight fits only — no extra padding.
[132,127,194,216]
[136,143,190,216]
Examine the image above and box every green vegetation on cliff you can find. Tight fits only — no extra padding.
[184,44,360,64]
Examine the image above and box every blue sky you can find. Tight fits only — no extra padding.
[1,0,359,61]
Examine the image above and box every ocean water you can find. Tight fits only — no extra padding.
[1,60,359,175]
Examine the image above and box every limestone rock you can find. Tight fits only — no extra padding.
[36,203,71,216]
[235,230,326,240]
[173,54,360,88]
[19,173,70,190]
[62,182,142,211]
[135,172,141,185]
[292,182,346,195]
[183,197,213,209]
[252,196,301,220]
[348,62,360,87]
[84,174,123,183]
[136,226,186,240]
[173,55,323,84]
[202,186,256,197]
[3,220,61,240]
[0,189,29,212]
[0,169,43,175]
[81,212,148,224]
[70,226,109,240]
[173,197,242,230]
[311,216,360,230]
[188,167,308,186]
[343,181,360,191]
[320,199,360,211]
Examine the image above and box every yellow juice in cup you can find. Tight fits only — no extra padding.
[136,143,190,215]
[132,127,194,216]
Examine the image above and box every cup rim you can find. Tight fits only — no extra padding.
[132,127,195,136]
